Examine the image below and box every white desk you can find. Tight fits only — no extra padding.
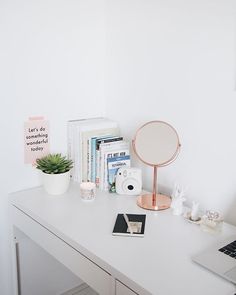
[10,183,236,295]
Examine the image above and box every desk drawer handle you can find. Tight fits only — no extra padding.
[15,240,22,295]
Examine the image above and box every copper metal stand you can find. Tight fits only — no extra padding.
[137,166,171,211]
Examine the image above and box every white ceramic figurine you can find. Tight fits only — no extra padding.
[190,201,200,221]
[170,183,186,216]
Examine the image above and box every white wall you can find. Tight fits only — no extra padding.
[105,0,236,223]
[0,0,105,294]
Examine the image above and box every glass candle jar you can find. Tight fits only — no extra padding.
[200,210,223,234]
[80,182,96,201]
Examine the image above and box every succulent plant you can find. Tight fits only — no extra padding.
[36,154,73,174]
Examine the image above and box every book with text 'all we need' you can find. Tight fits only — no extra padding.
[112,214,146,237]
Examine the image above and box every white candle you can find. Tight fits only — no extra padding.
[80,182,96,200]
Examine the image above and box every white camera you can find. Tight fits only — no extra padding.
[116,167,142,195]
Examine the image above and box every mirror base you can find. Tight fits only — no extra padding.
[137,194,171,211]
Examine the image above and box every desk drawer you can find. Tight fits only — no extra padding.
[116,281,137,295]
[12,206,111,295]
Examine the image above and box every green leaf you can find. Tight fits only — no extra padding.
[36,153,73,174]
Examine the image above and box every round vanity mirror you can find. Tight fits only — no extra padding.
[133,121,181,210]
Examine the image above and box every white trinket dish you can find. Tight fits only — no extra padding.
[184,212,202,225]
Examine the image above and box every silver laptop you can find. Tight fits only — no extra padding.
[192,236,236,284]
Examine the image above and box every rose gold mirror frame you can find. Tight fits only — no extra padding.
[132,121,181,211]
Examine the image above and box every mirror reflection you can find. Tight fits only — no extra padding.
[133,121,180,166]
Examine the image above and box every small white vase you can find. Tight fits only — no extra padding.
[41,171,71,195]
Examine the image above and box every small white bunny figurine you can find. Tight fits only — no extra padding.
[171,183,180,199]
[190,201,200,221]
[171,184,186,216]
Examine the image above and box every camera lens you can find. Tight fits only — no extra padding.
[127,185,134,191]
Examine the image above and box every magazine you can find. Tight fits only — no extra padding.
[99,141,130,191]
[107,155,131,193]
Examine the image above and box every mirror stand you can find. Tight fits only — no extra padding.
[133,120,180,211]
[137,166,171,211]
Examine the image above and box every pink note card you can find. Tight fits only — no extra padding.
[24,117,50,164]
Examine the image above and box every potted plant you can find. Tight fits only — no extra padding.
[36,153,73,195]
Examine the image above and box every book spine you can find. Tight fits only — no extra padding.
[90,137,97,183]
[67,121,74,178]
[95,136,122,188]
[87,138,91,181]
[74,125,81,183]
[67,121,80,181]
[95,148,100,187]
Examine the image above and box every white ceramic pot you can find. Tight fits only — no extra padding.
[41,171,71,195]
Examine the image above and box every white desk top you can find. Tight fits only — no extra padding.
[11,183,236,295]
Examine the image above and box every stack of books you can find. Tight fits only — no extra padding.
[67,117,131,191]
